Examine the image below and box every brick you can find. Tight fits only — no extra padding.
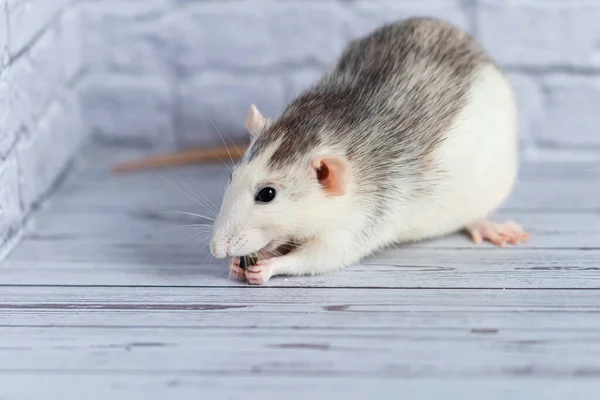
[17,95,76,211]
[0,153,22,250]
[7,0,66,57]
[538,75,600,147]
[347,0,471,39]
[82,2,171,76]
[81,75,174,147]
[2,22,65,131]
[175,72,288,147]
[162,1,352,74]
[4,55,34,137]
[0,72,17,158]
[26,25,63,119]
[84,0,170,17]
[57,7,83,82]
[506,73,544,150]
[0,0,83,259]
[477,0,600,67]
[0,2,8,59]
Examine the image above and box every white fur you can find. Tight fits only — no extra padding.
[211,64,520,283]
[374,64,519,246]
[210,139,360,261]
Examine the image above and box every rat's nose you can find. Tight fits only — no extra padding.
[210,239,227,259]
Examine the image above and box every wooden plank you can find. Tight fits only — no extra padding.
[2,286,597,306]
[5,307,600,331]
[1,325,600,377]
[1,374,598,400]
[20,207,600,249]
[3,245,599,288]
[1,288,599,330]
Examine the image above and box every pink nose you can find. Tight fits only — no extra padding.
[210,239,228,259]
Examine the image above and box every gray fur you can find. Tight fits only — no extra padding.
[246,17,492,227]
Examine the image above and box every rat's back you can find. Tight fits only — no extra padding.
[268,18,493,179]
[316,17,492,161]
[276,16,518,241]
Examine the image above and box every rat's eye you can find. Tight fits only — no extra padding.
[255,187,276,203]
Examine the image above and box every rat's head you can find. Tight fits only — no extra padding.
[209,104,352,259]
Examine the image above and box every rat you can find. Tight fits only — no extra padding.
[206,16,531,285]
[111,143,248,173]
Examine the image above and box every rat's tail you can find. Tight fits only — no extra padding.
[112,143,248,173]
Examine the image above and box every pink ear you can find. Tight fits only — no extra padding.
[245,104,267,137]
[311,155,352,196]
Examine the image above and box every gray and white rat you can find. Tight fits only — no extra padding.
[209,17,530,285]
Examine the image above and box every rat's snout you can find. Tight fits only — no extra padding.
[209,236,228,259]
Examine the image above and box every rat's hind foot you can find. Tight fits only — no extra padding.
[229,257,245,279]
[466,219,530,247]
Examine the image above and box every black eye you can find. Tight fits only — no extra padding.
[255,187,276,203]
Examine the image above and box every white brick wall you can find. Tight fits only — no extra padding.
[3,0,600,257]
[0,0,84,257]
[80,0,600,156]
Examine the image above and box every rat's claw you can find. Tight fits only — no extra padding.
[467,219,530,247]
[229,257,245,279]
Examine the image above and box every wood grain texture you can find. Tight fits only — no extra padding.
[17,208,600,248]
[1,288,599,330]
[1,375,598,400]
[1,143,599,399]
[1,326,600,376]
[3,248,600,288]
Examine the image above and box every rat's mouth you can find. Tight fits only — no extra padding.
[237,239,301,270]
[255,240,298,260]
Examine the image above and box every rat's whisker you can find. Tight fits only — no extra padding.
[153,170,220,211]
[197,239,215,266]
[163,224,213,231]
[158,210,215,221]
[204,197,221,215]
[189,188,220,215]
[212,153,233,173]
[209,115,235,167]
[182,229,212,244]
[266,250,283,258]
[155,225,213,236]
[201,247,213,266]
[173,174,219,216]
[218,123,244,162]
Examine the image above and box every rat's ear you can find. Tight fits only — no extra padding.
[311,155,352,196]
[245,104,267,137]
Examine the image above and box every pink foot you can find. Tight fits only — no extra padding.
[244,259,277,285]
[467,220,530,247]
[229,257,245,279]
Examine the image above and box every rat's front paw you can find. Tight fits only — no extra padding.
[244,258,282,285]
[229,257,245,279]
[245,265,272,285]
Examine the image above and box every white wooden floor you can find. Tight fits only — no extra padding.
[1,143,600,400]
